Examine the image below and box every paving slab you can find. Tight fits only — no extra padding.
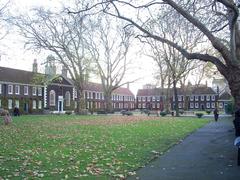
[128,118,240,180]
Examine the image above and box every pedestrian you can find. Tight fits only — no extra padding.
[233,109,240,137]
[213,108,219,122]
[13,106,20,116]
[3,111,12,125]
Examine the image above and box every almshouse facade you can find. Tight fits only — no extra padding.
[136,85,228,111]
[0,59,135,114]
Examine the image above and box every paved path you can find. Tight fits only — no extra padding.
[128,118,240,180]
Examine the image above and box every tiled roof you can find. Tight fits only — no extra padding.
[137,86,216,96]
[219,92,232,101]
[0,66,134,96]
[0,66,41,85]
[84,82,134,96]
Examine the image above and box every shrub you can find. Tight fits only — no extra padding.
[206,110,211,114]
[65,111,72,115]
[195,113,204,118]
[97,110,107,114]
[179,110,184,114]
[160,111,167,117]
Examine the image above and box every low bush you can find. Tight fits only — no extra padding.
[65,111,72,115]
[160,111,167,117]
[179,110,184,114]
[205,110,211,114]
[195,113,204,118]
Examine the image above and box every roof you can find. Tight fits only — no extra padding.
[84,82,134,96]
[137,86,216,96]
[219,92,232,101]
[0,66,41,85]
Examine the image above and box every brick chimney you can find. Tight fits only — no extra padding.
[32,59,38,73]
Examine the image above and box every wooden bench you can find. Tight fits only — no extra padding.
[234,137,240,166]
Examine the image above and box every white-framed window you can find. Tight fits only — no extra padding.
[142,97,145,102]
[206,95,210,101]
[49,90,56,106]
[38,100,42,109]
[219,102,223,108]
[157,103,160,108]
[178,103,182,108]
[211,95,215,101]
[88,91,92,99]
[124,103,128,109]
[152,103,155,108]
[211,102,215,108]
[15,100,19,108]
[38,87,42,96]
[32,100,36,109]
[0,84,2,94]
[74,89,77,99]
[201,95,204,101]
[15,85,20,95]
[8,99,12,109]
[65,91,71,107]
[8,85,13,94]
[138,104,141,108]
[96,92,99,99]
[152,96,155,101]
[147,96,151,102]
[206,102,210,108]
[142,103,146,108]
[24,86,28,95]
[190,103,194,108]
[195,103,199,108]
[178,95,182,101]
[32,87,37,96]
[195,96,199,101]
[190,96,194,101]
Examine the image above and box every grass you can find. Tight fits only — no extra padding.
[0,115,209,179]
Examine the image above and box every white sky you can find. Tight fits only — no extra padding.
[0,0,210,95]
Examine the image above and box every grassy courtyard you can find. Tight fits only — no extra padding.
[0,115,209,179]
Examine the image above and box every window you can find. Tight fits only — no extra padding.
[178,103,182,108]
[8,99,12,109]
[190,103,194,108]
[157,103,160,108]
[142,103,146,108]
[24,86,28,95]
[15,100,19,108]
[74,89,77,99]
[15,85,20,95]
[49,90,56,106]
[38,100,42,109]
[96,92,99,99]
[65,91,71,107]
[142,97,145,102]
[147,96,151,102]
[152,103,155,108]
[211,102,215,108]
[152,96,155,101]
[211,95,215,101]
[32,87,37,96]
[88,91,92,99]
[156,96,160,101]
[190,96,194,101]
[138,104,141,108]
[8,85,13,94]
[178,95,182,101]
[206,95,210,101]
[219,102,223,108]
[206,103,210,108]
[195,96,199,101]
[32,100,36,109]
[195,103,199,108]
[38,87,42,96]
[0,84,1,94]
[201,95,204,101]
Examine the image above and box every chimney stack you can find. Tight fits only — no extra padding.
[62,66,68,77]
[32,59,38,73]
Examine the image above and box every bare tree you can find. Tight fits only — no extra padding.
[12,7,93,113]
[88,15,134,112]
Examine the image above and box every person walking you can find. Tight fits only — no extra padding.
[213,108,219,122]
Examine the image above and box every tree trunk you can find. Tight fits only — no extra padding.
[105,91,113,113]
[76,88,86,114]
[173,79,180,117]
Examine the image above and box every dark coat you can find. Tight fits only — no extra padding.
[233,109,240,137]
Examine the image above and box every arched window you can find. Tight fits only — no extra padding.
[65,91,71,107]
[49,90,56,106]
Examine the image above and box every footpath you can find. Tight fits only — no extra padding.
[128,117,240,180]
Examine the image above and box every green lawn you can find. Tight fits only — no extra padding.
[0,115,209,179]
